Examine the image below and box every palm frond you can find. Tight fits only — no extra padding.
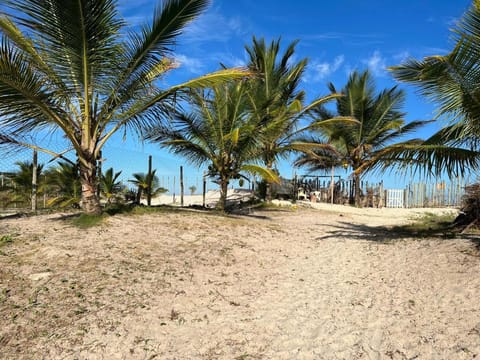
[241,164,280,184]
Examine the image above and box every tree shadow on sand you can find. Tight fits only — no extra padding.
[316,220,479,248]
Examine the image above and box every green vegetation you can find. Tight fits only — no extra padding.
[7,161,45,207]
[296,70,429,206]
[99,168,124,205]
[71,213,106,228]
[389,0,480,224]
[244,37,340,202]
[129,171,167,206]
[391,212,457,238]
[0,0,247,215]
[0,234,14,247]
[1,0,480,218]
[389,1,480,176]
[146,80,278,211]
[44,162,81,208]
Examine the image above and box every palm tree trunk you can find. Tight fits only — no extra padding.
[79,158,102,215]
[218,178,229,211]
[136,187,142,205]
[265,162,273,202]
[354,172,362,207]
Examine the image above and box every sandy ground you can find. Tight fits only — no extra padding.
[0,204,479,359]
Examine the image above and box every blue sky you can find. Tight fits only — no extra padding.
[6,0,473,191]
[112,0,473,189]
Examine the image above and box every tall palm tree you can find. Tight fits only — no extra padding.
[307,70,429,206]
[388,0,480,175]
[145,80,278,211]
[0,0,247,215]
[245,37,339,201]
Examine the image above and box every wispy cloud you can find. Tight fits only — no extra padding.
[302,32,385,47]
[392,51,410,63]
[304,55,345,82]
[173,54,205,74]
[173,51,247,74]
[362,51,387,76]
[118,0,157,26]
[182,8,250,44]
[215,52,246,68]
[118,1,250,46]
[445,16,460,27]
[419,46,449,56]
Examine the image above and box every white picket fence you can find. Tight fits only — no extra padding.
[385,189,404,208]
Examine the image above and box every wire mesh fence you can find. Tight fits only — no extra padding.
[0,137,474,211]
[0,137,221,211]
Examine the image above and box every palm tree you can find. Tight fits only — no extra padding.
[8,160,44,206]
[129,170,166,205]
[99,167,123,204]
[306,70,429,206]
[388,0,480,175]
[44,161,81,208]
[245,37,338,201]
[145,80,278,211]
[0,0,247,215]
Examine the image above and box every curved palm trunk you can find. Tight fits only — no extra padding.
[79,157,102,215]
[217,178,229,212]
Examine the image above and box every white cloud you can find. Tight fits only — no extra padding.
[305,55,345,82]
[218,53,246,68]
[182,11,249,44]
[174,54,204,74]
[392,50,410,63]
[118,1,249,45]
[362,51,387,76]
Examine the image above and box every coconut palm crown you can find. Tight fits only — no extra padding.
[245,36,339,201]
[145,80,278,211]
[304,70,429,206]
[0,0,247,214]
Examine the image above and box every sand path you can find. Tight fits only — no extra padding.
[0,206,479,359]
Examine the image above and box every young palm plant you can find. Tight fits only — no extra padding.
[99,167,123,205]
[7,160,44,207]
[0,0,247,214]
[145,80,278,211]
[306,70,429,206]
[44,161,81,208]
[128,170,166,205]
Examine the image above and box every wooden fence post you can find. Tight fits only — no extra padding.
[147,155,152,206]
[31,150,38,211]
[202,171,206,207]
[180,166,184,207]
